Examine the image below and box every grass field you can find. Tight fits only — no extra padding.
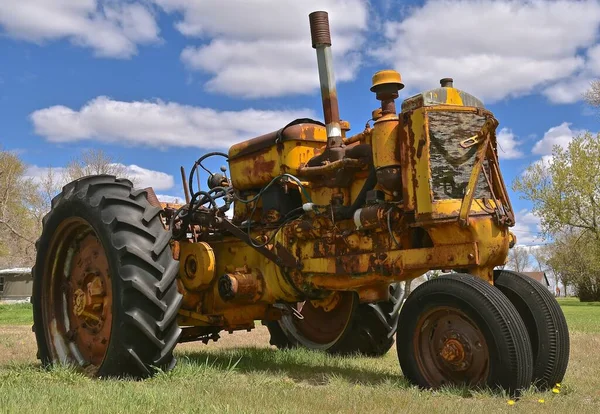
[1,298,599,413]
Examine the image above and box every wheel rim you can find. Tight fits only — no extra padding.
[414,306,489,387]
[279,292,356,350]
[42,217,113,370]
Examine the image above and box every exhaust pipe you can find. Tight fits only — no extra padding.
[309,11,342,150]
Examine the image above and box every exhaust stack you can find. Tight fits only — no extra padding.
[309,11,342,150]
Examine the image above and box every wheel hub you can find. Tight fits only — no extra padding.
[414,306,489,386]
[440,338,466,365]
[71,273,108,330]
[43,218,113,368]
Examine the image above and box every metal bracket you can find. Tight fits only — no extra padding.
[460,134,480,148]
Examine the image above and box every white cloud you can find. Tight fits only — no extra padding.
[30,96,315,149]
[124,164,173,190]
[543,44,600,103]
[532,122,584,155]
[496,128,523,159]
[155,0,367,98]
[373,0,600,104]
[512,209,544,245]
[525,155,556,174]
[25,163,174,191]
[0,1,160,58]
[156,194,185,204]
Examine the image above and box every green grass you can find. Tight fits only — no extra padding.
[0,347,592,414]
[0,298,599,413]
[557,297,600,333]
[0,302,33,325]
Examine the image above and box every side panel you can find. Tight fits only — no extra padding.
[400,108,433,215]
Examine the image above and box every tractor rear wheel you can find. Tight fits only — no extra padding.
[493,269,569,390]
[32,175,182,378]
[396,273,533,395]
[267,283,403,356]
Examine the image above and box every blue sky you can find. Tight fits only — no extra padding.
[1,0,600,246]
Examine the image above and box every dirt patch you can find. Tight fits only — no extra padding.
[177,325,273,353]
[0,324,274,367]
[0,325,38,366]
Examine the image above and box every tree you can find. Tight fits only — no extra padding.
[506,246,531,272]
[513,131,600,242]
[0,149,39,266]
[530,245,550,272]
[546,231,600,301]
[530,244,558,291]
[64,149,134,185]
[583,79,600,108]
[513,131,600,301]
[0,148,137,268]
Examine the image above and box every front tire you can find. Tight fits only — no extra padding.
[32,175,182,378]
[396,273,533,395]
[493,269,569,390]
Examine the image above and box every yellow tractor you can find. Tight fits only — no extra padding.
[32,11,569,395]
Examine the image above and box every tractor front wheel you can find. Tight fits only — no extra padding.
[396,273,533,395]
[32,175,182,378]
[493,269,569,390]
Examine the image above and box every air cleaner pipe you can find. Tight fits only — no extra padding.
[309,11,342,149]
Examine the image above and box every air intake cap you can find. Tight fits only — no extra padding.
[440,78,454,88]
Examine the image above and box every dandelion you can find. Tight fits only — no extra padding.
[507,400,515,405]
[552,388,560,394]
[538,399,545,403]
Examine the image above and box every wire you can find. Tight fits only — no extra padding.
[234,173,313,205]
[387,206,402,248]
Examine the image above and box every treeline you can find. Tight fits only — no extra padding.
[0,148,133,268]
[512,131,600,301]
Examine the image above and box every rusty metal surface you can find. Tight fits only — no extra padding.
[283,291,355,346]
[218,270,263,303]
[67,233,112,366]
[309,11,332,47]
[228,122,326,160]
[180,166,191,204]
[297,157,365,177]
[309,10,342,149]
[143,186,161,208]
[414,306,490,387]
[342,126,371,145]
[180,241,215,291]
[42,217,112,371]
[155,9,516,342]
[217,217,298,268]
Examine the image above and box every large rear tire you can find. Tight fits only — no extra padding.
[267,283,403,356]
[32,175,182,378]
[493,269,569,390]
[396,273,533,395]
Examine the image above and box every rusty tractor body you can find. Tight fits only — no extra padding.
[32,11,569,396]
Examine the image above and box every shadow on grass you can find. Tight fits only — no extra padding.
[178,347,410,387]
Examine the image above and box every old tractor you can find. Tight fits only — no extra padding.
[32,11,569,395]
